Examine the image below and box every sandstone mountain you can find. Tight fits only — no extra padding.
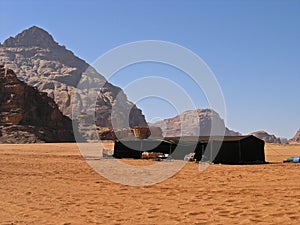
[250,130,281,144]
[0,65,75,143]
[0,26,147,135]
[151,108,240,137]
[289,129,300,143]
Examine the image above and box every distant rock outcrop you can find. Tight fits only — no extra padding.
[279,137,288,144]
[0,65,75,143]
[97,126,163,140]
[151,108,240,137]
[289,129,300,143]
[0,26,147,133]
[250,130,281,143]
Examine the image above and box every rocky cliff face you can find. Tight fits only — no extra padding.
[289,129,300,143]
[280,137,288,144]
[0,26,147,131]
[0,65,75,143]
[151,108,240,137]
[250,130,281,143]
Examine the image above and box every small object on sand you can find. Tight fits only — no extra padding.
[283,156,300,163]
[293,157,300,163]
[141,151,165,160]
[184,153,195,161]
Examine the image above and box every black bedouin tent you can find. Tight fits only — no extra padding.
[192,136,266,164]
[113,135,265,164]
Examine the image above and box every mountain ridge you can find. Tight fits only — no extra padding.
[151,108,241,137]
[289,129,300,143]
[1,26,295,143]
[250,130,282,144]
[2,26,60,49]
[0,26,147,139]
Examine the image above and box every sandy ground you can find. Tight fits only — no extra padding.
[0,143,300,225]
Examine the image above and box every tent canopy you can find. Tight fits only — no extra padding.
[113,135,266,164]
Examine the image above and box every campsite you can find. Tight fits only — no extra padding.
[1,1,299,224]
[0,143,300,224]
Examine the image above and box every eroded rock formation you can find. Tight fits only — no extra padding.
[0,26,147,131]
[289,129,300,143]
[151,108,240,137]
[251,130,281,144]
[0,65,75,143]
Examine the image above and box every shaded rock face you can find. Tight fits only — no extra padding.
[289,129,300,143]
[151,109,240,137]
[0,65,75,143]
[250,130,281,144]
[0,26,147,130]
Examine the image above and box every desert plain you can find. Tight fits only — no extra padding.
[0,143,300,225]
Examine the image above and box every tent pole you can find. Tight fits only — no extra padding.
[238,140,241,162]
[210,141,213,162]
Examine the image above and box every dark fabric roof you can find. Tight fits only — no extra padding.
[163,135,261,143]
[116,135,263,144]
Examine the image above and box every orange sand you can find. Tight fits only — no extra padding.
[0,143,300,224]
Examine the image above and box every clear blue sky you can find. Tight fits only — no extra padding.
[1,0,299,138]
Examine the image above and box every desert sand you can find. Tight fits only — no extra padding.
[0,143,300,225]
